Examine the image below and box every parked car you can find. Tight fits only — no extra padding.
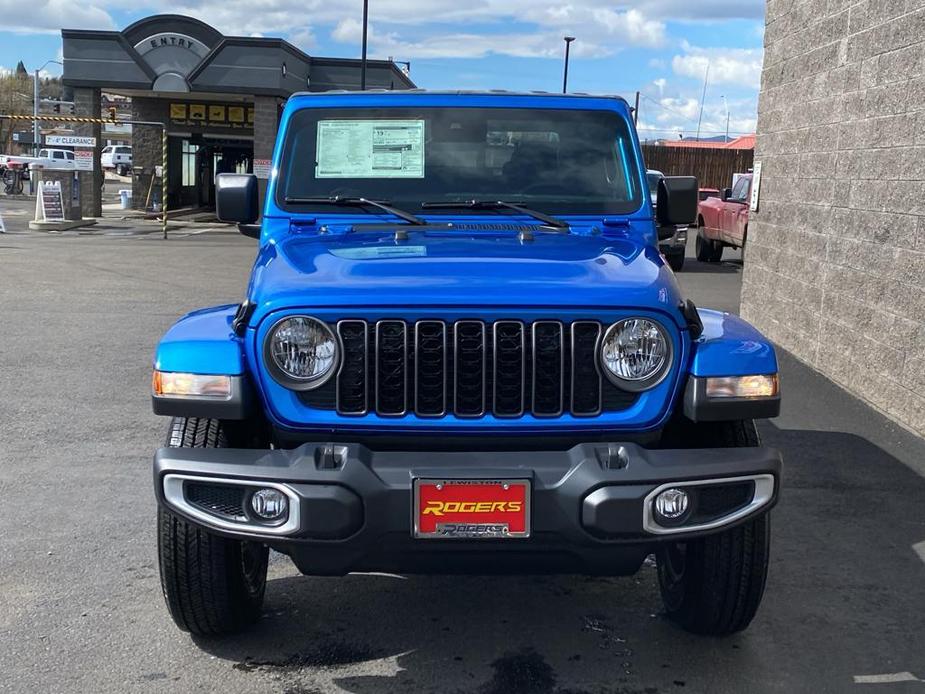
[0,148,76,171]
[696,174,751,262]
[101,145,132,176]
[647,168,687,272]
[151,91,782,639]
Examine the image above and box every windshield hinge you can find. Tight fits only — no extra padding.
[601,218,631,230]
[289,218,318,233]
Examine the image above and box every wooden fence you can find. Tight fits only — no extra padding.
[640,145,754,190]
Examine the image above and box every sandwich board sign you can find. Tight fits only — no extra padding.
[40,181,65,222]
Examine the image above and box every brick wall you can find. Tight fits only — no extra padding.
[741,0,925,436]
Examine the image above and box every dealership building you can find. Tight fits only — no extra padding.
[61,14,415,216]
[743,0,925,437]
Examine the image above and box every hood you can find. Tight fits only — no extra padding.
[247,225,685,324]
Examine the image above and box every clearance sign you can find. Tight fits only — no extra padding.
[169,103,254,131]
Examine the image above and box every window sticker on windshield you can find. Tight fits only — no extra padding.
[316,120,425,178]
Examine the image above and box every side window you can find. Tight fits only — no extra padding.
[66,152,74,160]
[731,177,749,201]
[53,151,64,159]
[39,149,48,158]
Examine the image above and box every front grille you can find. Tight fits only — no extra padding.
[303,319,639,418]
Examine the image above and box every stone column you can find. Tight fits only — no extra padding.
[72,87,103,218]
[130,98,170,211]
[253,96,280,214]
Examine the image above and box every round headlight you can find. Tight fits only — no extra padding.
[601,318,672,391]
[266,316,339,389]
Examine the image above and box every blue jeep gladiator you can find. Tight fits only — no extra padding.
[152,91,782,637]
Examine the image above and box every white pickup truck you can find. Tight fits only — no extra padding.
[0,148,76,171]
[101,145,132,175]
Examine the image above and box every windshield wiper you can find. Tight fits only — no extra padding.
[420,199,569,230]
[284,196,427,226]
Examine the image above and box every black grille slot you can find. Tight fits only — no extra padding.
[186,483,245,520]
[532,322,564,416]
[336,320,368,414]
[454,321,486,416]
[375,320,407,415]
[493,321,526,417]
[415,321,447,416]
[570,321,602,415]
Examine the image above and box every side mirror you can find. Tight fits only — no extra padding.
[656,176,698,226]
[722,187,733,201]
[216,173,259,225]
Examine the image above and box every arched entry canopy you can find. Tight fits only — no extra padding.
[63,14,414,96]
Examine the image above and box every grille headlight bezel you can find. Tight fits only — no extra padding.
[264,315,340,391]
[600,317,673,392]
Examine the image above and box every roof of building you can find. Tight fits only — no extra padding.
[660,134,756,150]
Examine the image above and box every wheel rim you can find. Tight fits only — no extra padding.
[240,542,267,597]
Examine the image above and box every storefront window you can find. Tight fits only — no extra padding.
[181,141,199,187]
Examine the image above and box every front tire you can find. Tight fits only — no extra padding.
[157,417,269,636]
[656,420,771,635]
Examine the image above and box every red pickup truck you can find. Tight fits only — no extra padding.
[695,174,751,262]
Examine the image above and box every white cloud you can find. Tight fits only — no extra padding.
[671,41,763,89]
[0,0,114,33]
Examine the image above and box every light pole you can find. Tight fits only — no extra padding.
[360,0,369,90]
[562,36,576,94]
[721,95,730,143]
[32,59,62,156]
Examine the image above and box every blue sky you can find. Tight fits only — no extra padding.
[0,0,765,140]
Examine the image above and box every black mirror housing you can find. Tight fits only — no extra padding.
[722,187,733,201]
[656,176,698,226]
[216,173,259,224]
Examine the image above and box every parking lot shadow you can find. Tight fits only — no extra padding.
[194,425,925,694]
[679,259,742,274]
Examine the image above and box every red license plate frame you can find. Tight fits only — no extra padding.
[413,479,531,539]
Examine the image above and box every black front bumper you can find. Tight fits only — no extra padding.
[154,442,781,576]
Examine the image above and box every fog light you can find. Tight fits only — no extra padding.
[250,488,288,521]
[654,488,690,523]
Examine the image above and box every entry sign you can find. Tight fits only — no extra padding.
[46,135,97,147]
[41,181,65,222]
[74,150,94,172]
[253,159,272,180]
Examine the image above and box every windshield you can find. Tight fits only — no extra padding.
[277,107,643,215]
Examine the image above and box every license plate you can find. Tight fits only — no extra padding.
[413,479,530,539]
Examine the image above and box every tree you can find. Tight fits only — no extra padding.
[0,69,33,152]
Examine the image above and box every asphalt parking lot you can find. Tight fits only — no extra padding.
[1,224,924,694]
